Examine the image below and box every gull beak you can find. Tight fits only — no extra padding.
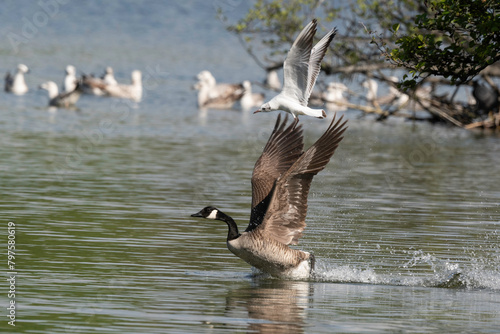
[253,109,261,114]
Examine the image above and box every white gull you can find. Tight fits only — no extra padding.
[322,82,348,111]
[241,80,265,111]
[102,70,142,102]
[264,69,281,91]
[40,81,81,108]
[194,70,244,109]
[102,66,117,85]
[63,65,77,93]
[5,64,29,95]
[363,78,410,109]
[81,67,118,96]
[254,19,336,119]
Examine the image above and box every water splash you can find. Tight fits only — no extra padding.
[313,248,500,290]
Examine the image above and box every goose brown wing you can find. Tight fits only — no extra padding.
[258,114,348,245]
[246,114,304,232]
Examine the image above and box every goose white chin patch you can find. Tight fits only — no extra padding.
[207,210,218,220]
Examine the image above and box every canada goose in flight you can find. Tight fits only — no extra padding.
[192,113,347,279]
[254,19,336,119]
[5,64,29,95]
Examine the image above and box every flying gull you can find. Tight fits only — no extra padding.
[254,19,336,119]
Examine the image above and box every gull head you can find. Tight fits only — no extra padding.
[254,102,272,114]
[65,65,76,75]
[195,70,216,89]
[17,64,29,74]
[39,81,59,99]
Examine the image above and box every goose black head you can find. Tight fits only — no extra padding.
[191,206,220,220]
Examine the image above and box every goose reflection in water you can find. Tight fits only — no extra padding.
[225,280,310,334]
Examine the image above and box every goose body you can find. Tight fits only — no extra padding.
[254,19,336,119]
[227,228,313,278]
[192,113,347,279]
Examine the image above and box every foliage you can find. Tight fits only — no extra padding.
[387,0,500,88]
[223,0,424,73]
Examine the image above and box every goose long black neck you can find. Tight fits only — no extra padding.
[217,211,240,241]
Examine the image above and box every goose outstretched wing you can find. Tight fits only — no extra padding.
[258,114,347,245]
[246,114,304,232]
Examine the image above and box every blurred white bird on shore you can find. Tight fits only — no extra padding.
[5,64,29,95]
[81,66,118,96]
[63,65,78,93]
[194,70,244,109]
[241,80,265,111]
[102,70,142,102]
[322,82,348,111]
[40,80,81,108]
[264,70,281,91]
[102,66,117,86]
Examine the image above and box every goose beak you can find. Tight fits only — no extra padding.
[253,109,261,114]
[191,211,203,217]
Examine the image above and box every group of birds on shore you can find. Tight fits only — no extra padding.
[4,64,143,108]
